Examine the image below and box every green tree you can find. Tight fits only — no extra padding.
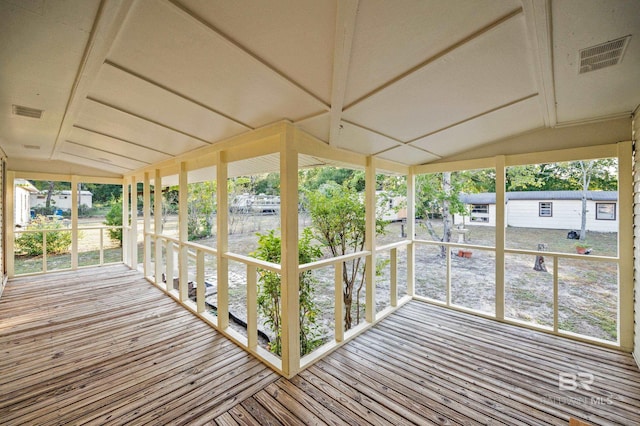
[84,183,122,205]
[187,181,216,240]
[251,228,322,356]
[299,167,364,192]
[416,172,468,255]
[506,165,547,191]
[505,160,617,192]
[306,182,386,330]
[254,173,281,195]
[104,199,123,245]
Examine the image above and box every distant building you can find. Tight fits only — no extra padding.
[456,190,618,232]
[30,190,93,211]
[14,179,39,226]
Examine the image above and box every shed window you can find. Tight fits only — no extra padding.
[596,202,616,220]
[471,204,488,214]
[539,202,552,217]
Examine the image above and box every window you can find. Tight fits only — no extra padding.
[539,202,552,217]
[596,202,616,220]
[470,204,489,222]
[471,204,488,214]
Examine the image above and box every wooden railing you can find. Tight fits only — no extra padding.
[13,225,123,276]
[144,232,283,371]
[144,230,412,376]
[413,239,620,345]
[298,240,412,369]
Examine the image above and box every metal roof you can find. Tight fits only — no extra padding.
[460,190,618,204]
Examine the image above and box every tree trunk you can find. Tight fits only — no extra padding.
[45,181,54,209]
[580,192,587,240]
[441,172,452,257]
[578,161,592,241]
[343,262,353,330]
[533,243,548,272]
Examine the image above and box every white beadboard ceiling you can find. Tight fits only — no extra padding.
[1,0,639,178]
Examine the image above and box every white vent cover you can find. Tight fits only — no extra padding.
[579,35,631,74]
[12,104,43,119]
[23,144,40,150]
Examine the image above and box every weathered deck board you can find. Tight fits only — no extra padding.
[2,265,639,425]
[0,265,279,425]
[219,302,640,426]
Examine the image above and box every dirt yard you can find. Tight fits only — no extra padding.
[171,214,619,345]
[15,213,619,345]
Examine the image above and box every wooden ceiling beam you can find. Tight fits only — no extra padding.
[328,0,359,146]
[521,0,557,127]
[51,0,135,161]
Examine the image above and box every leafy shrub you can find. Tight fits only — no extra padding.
[78,204,97,217]
[251,228,322,356]
[104,201,123,246]
[15,216,72,256]
[188,216,212,241]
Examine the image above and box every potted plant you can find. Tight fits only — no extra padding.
[574,242,591,255]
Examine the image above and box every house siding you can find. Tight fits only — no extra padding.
[30,191,93,210]
[458,196,618,232]
[454,204,496,226]
[507,199,618,232]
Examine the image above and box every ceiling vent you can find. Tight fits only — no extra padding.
[23,144,41,150]
[12,104,44,119]
[579,35,631,74]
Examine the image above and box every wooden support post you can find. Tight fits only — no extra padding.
[7,171,15,278]
[495,155,506,320]
[406,170,415,297]
[154,170,163,285]
[553,256,559,333]
[280,129,299,377]
[122,180,129,267]
[71,175,79,269]
[196,250,205,313]
[446,244,451,306]
[130,175,137,268]
[99,228,104,265]
[42,232,47,273]
[365,156,376,323]
[617,140,633,350]
[143,172,151,277]
[165,240,174,293]
[247,264,257,350]
[335,261,344,342]
[178,162,189,301]
[216,152,229,330]
[390,248,398,307]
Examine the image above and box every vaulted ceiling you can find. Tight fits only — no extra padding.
[1,0,639,178]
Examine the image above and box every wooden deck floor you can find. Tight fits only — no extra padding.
[1,265,639,425]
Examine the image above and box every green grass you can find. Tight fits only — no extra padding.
[15,248,123,275]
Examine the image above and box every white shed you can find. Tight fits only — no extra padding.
[14,179,39,226]
[30,190,93,211]
[456,191,618,232]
